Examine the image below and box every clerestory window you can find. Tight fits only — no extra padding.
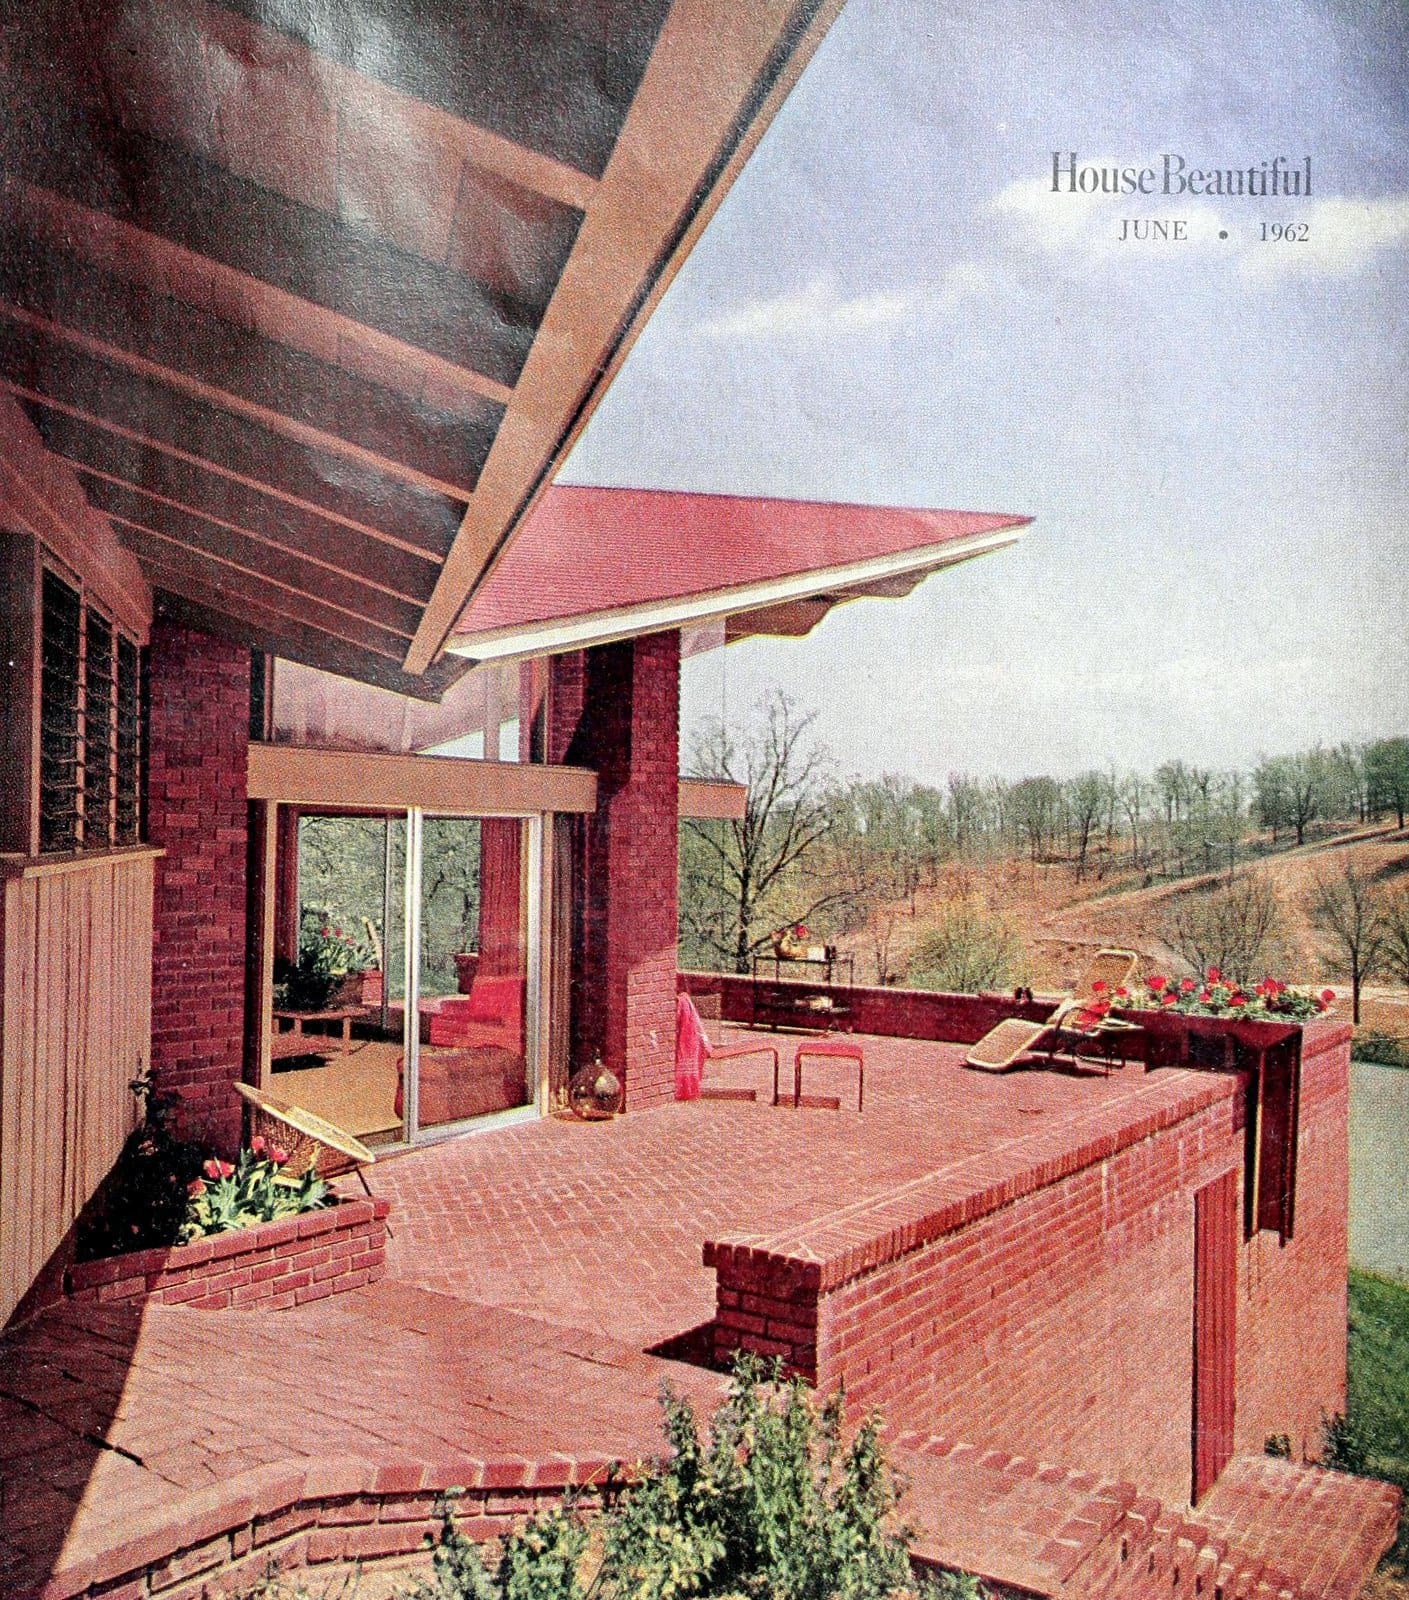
[38,567,143,852]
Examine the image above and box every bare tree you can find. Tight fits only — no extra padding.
[1307,857,1387,1024]
[907,899,1021,993]
[1382,888,1409,987]
[1066,770,1109,881]
[681,693,838,974]
[1283,748,1326,847]
[1121,772,1147,866]
[1163,870,1285,983]
[1366,737,1409,829]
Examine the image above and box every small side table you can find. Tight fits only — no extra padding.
[792,1039,864,1112]
[270,1006,360,1061]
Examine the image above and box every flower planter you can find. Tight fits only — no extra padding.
[64,1197,390,1311]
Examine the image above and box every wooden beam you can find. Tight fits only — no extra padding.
[134,548,409,660]
[208,0,651,182]
[0,237,504,496]
[6,178,514,413]
[14,391,449,577]
[3,106,549,383]
[51,436,438,603]
[80,477,424,625]
[0,317,465,554]
[115,516,416,645]
[403,0,846,674]
[0,396,151,637]
[247,742,598,816]
[154,591,470,702]
[679,778,747,820]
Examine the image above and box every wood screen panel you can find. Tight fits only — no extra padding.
[0,850,155,1321]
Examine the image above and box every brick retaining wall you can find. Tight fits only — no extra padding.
[706,1025,1353,1509]
[679,970,1061,1045]
[37,1452,617,1600]
[64,1199,389,1311]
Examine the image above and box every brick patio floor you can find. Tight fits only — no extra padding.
[372,1030,1205,1349]
[0,1032,1398,1599]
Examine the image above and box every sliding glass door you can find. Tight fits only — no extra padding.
[407,815,535,1134]
[262,806,544,1145]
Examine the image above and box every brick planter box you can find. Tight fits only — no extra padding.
[65,1197,390,1311]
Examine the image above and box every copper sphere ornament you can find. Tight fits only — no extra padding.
[568,1054,623,1120]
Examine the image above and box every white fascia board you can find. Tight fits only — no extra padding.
[446,523,1026,665]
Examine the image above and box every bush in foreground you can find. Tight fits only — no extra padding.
[235,1358,978,1600]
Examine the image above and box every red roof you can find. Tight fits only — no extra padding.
[450,486,1029,655]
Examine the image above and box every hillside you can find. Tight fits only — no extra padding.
[845,820,1409,1038]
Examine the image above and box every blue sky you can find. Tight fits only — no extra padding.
[563,0,1409,784]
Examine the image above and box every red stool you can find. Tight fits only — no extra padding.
[791,1039,864,1112]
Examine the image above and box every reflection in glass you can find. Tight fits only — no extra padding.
[416,817,532,1130]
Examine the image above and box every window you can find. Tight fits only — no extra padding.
[39,570,82,851]
[38,567,143,853]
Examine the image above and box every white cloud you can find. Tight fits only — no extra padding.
[1236,196,1409,280]
[689,265,991,343]
[992,163,1409,281]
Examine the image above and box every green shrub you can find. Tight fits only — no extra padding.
[229,1360,978,1600]
[1353,1030,1409,1070]
[906,901,1019,994]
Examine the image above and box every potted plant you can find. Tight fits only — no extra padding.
[279,910,376,1010]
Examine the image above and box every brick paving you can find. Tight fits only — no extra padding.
[0,1032,1397,1598]
[372,1030,1207,1348]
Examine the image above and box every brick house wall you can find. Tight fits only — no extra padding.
[550,633,680,1110]
[147,621,250,1150]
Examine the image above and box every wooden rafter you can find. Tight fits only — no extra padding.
[0,0,848,694]
[403,0,846,674]
[0,241,504,498]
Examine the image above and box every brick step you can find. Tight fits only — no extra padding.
[891,1436,1398,1600]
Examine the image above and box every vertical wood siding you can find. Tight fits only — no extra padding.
[0,851,154,1322]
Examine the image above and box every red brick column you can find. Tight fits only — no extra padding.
[147,623,249,1150]
[550,634,679,1110]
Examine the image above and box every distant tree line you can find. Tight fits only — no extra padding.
[679,693,1409,986]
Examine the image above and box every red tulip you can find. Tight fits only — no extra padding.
[1148,975,1167,992]
[1091,979,1107,994]
[1161,993,1177,1007]
[186,1178,206,1197]
[269,1146,289,1166]
[1229,993,1247,1007]
[1206,967,1221,983]
[249,1135,266,1156]
[1180,978,1196,993]
[1320,989,1336,1005]
[203,1158,234,1180]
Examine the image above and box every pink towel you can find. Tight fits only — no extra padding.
[675,992,708,1100]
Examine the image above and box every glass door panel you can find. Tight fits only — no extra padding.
[415,815,532,1131]
[269,813,408,1145]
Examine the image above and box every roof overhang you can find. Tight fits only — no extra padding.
[450,522,1028,662]
[0,0,848,699]
[447,487,1032,662]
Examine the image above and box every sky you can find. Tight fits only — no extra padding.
[561,0,1409,786]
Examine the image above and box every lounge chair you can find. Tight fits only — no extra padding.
[676,992,781,1103]
[965,949,1141,1073]
[235,1081,378,1192]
